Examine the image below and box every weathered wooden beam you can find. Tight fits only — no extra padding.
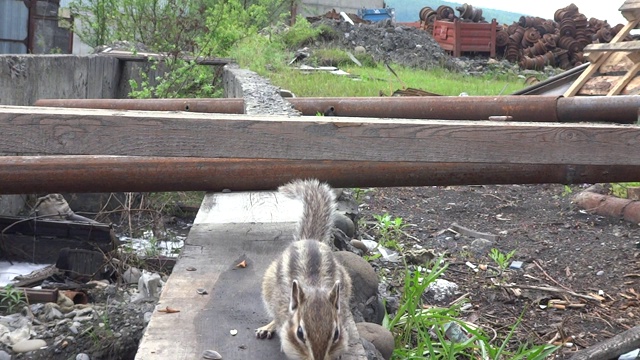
[584,41,640,52]
[569,325,640,360]
[1,156,640,194]
[1,106,640,167]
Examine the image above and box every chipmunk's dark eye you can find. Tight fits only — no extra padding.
[333,327,340,342]
[297,325,305,342]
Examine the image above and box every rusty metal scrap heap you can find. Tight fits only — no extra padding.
[420,3,629,70]
[419,4,486,33]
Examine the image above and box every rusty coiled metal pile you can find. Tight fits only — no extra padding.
[419,3,629,70]
[419,3,486,33]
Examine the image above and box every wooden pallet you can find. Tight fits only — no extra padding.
[564,0,640,97]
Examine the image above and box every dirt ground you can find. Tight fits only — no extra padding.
[358,183,640,358]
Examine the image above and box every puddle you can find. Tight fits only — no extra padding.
[118,221,191,257]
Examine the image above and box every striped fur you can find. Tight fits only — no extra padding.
[278,178,336,243]
[257,179,352,360]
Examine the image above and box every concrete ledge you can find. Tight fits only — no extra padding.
[222,64,300,116]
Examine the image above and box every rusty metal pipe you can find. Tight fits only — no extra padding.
[35,96,640,123]
[1,156,639,194]
[34,98,245,114]
[556,96,640,124]
[289,96,560,121]
[289,96,640,123]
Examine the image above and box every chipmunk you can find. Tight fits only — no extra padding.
[256,179,352,360]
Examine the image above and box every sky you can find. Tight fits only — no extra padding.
[467,1,628,26]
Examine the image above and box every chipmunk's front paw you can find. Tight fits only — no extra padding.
[255,321,276,339]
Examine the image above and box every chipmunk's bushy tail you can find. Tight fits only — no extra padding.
[278,179,336,244]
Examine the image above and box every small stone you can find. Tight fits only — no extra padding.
[350,239,369,254]
[356,322,394,360]
[0,350,9,360]
[333,213,355,238]
[596,270,604,276]
[202,349,222,359]
[44,304,64,321]
[424,279,459,304]
[68,326,78,335]
[143,312,153,323]
[76,353,91,360]
[186,267,197,271]
[122,267,142,284]
[196,288,208,295]
[354,45,366,54]
[12,339,47,353]
[509,261,523,270]
[229,329,237,336]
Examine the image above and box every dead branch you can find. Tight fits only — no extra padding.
[569,325,640,360]
[498,283,602,302]
[449,222,498,241]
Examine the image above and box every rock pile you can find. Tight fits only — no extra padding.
[319,18,462,71]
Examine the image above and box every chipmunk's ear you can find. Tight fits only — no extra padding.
[290,280,305,312]
[329,281,341,310]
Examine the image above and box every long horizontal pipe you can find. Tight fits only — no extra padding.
[34,98,245,114]
[34,96,640,123]
[1,156,639,194]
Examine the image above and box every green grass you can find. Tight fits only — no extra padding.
[230,29,530,98]
[387,260,560,359]
[264,65,528,97]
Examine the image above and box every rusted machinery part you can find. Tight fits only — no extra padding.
[499,4,616,71]
[519,16,543,28]
[34,98,245,114]
[558,36,581,53]
[456,3,483,22]
[2,156,640,193]
[495,30,509,47]
[559,18,576,37]
[436,5,455,20]
[524,28,541,44]
[419,6,436,22]
[596,28,613,43]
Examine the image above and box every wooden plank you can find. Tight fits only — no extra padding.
[564,17,640,97]
[135,192,366,360]
[600,51,635,73]
[621,0,640,21]
[608,61,640,95]
[584,40,640,52]
[2,106,640,166]
[578,75,640,95]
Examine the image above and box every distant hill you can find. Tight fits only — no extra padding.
[385,0,529,25]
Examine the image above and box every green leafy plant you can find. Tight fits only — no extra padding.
[611,182,640,198]
[351,187,373,203]
[488,248,516,270]
[0,285,26,314]
[387,260,559,359]
[279,16,323,48]
[373,213,408,250]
